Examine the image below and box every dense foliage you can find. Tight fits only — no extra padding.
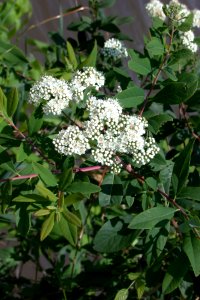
[1,0,200,299]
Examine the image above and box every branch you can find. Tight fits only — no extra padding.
[139,26,175,116]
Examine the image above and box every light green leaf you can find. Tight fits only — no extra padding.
[58,215,77,246]
[63,209,81,227]
[67,182,100,195]
[128,207,177,230]
[79,41,97,68]
[146,37,164,57]
[40,212,55,241]
[35,181,57,201]
[114,289,129,300]
[7,88,19,117]
[67,41,78,69]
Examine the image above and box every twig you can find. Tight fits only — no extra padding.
[139,26,175,116]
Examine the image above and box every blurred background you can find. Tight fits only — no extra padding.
[26,0,200,52]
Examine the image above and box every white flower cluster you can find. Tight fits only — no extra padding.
[28,67,105,115]
[193,9,200,28]
[180,30,198,53]
[28,75,72,115]
[101,38,128,60]
[146,0,166,21]
[53,96,159,173]
[70,67,105,102]
[167,0,190,24]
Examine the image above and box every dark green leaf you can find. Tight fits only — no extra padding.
[99,174,123,207]
[59,168,73,191]
[58,215,77,246]
[128,207,177,230]
[79,41,97,68]
[173,139,194,193]
[183,232,200,276]
[128,50,151,76]
[147,114,173,134]
[146,37,164,57]
[33,162,57,187]
[178,187,200,201]
[67,181,100,195]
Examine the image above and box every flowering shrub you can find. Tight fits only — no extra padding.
[1,0,200,299]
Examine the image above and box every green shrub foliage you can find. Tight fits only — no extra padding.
[1,0,200,299]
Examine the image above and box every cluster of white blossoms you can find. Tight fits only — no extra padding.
[70,67,105,102]
[28,75,72,115]
[28,67,105,115]
[101,38,128,60]
[146,0,166,21]
[146,0,199,53]
[180,30,198,53]
[53,96,159,173]
[193,9,200,28]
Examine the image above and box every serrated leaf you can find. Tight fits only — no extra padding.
[114,289,129,300]
[128,207,177,230]
[117,86,144,108]
[147,114,173,134]
[40,212,55,241]
[154,74,198,104]
[33,162,57,187]
[183,232,200,276]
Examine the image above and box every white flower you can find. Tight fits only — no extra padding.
[167,0,190,24]
[180,30,198,53]
[193,9,200,28]
[102,38,128,60]
[53,126,90,156]
[70,67,105,102]
[28,75,72,115]
[86,96,123,124]
[146,0,166,21]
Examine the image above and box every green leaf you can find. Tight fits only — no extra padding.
[59,168,73,191]
[159,162,174,194]
[62,209,81,227]
[99,174,123,207]
[173,139,194,193]
[34,209,50,217]
[147,114,173,134]
[97,0,117,8]
[128,50,151,76]
[28,109,43,136]
[145,221,170,265]
[146,177,157,191]
[128,207,177,230]
[12,194,52,203]
[94,219,137,253]
[67,182,100,195]
[162,252,188,294]
[58,215,77,246]
[183,232,200,276]
[154,74,198,104]
[0,87,7,116]
[35,181,57,201]
[178,13,194,32]
[79,41,97,68]
[16,205,31,236]
[146,37,165,57]
[177,187,200,201]
[117,86,144,108]
[40,212,55,241]
[65,193,85,206]
[7,88,19,117]
[33,162,57,187]
[67,41,78,69]
[114,289,129,300]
